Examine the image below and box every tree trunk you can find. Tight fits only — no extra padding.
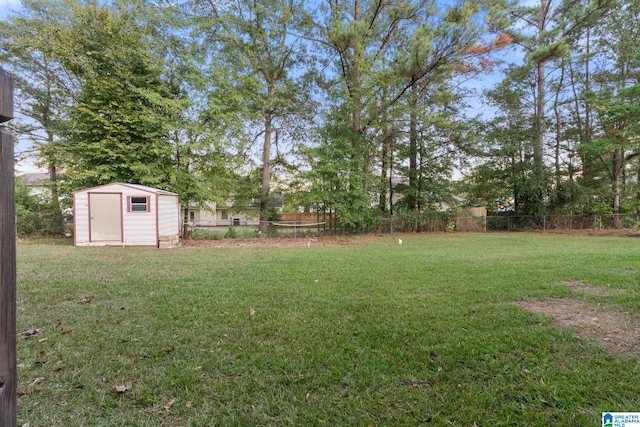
[408,89,418,211]
[535,60,545,177]
[259,86,275,234]
[530,0,548,217]
[611,149,622,229]
[637,148,640,214]
[47,160,64,232]
[552,60,565,187]
[379,138,388,213]
[511,153,518,213]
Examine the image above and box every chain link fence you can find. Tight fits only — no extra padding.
[486,214,640,232]
[334,214,640,234]
[187,213,640,238]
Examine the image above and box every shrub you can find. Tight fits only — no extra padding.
[15,181,65,237]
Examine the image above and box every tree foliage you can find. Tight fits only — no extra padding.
[3,0,640,232]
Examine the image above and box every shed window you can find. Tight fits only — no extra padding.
[221,210,228,220]
[129,196,149,212]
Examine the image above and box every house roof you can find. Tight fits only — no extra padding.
[73,182,178,196]
[390,177,408,188]
[19,173,50,186]
[248,194,284,209]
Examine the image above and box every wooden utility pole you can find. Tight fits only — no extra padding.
[0,66,17,427]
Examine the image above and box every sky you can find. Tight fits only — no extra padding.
[0,0,20,19]
[1,0,38,174]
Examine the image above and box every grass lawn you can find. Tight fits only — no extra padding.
[16,233,640,426]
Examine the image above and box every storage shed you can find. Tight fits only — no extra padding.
[73,183,180,248]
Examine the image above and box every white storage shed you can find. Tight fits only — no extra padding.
[73,183,181,248]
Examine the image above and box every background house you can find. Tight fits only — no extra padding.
[18,172,51,199]
[184,195,284,227]
[73,183,180,248]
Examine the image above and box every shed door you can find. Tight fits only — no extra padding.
[89,193,122,241]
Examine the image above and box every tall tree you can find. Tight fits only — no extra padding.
[0,0,75,220]
[51,0,183,190]
[148,3,238,223]
[314,0,509,222]
[193,0,310,233]
[579,0,640,225]
[505,0,611,217]
[465,66,535,213]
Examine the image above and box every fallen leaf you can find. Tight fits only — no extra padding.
[61,330,74,335]
[164,399,176,410]
[80,299,91,304]
[21,329,42,337]
[186,401,193,408]
[29,377,45,387]
[38,338,48,343]
[115,385,130,393]
[249,307,256,316]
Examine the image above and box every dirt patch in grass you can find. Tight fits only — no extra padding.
[560,280,625,297]
[182,235,379,248]
[517,298,640,356]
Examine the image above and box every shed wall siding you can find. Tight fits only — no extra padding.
[158,195,180,237]
[122,198,157,246]
[74,192,90,244]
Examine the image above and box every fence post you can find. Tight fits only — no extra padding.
[0,66,17,427]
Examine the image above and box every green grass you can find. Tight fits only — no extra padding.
[16,233,640,426]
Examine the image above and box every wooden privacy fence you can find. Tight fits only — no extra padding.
[0,66,16,427]
[279,212,336,223]
[277,212,339,230]
[453,207,487,232]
